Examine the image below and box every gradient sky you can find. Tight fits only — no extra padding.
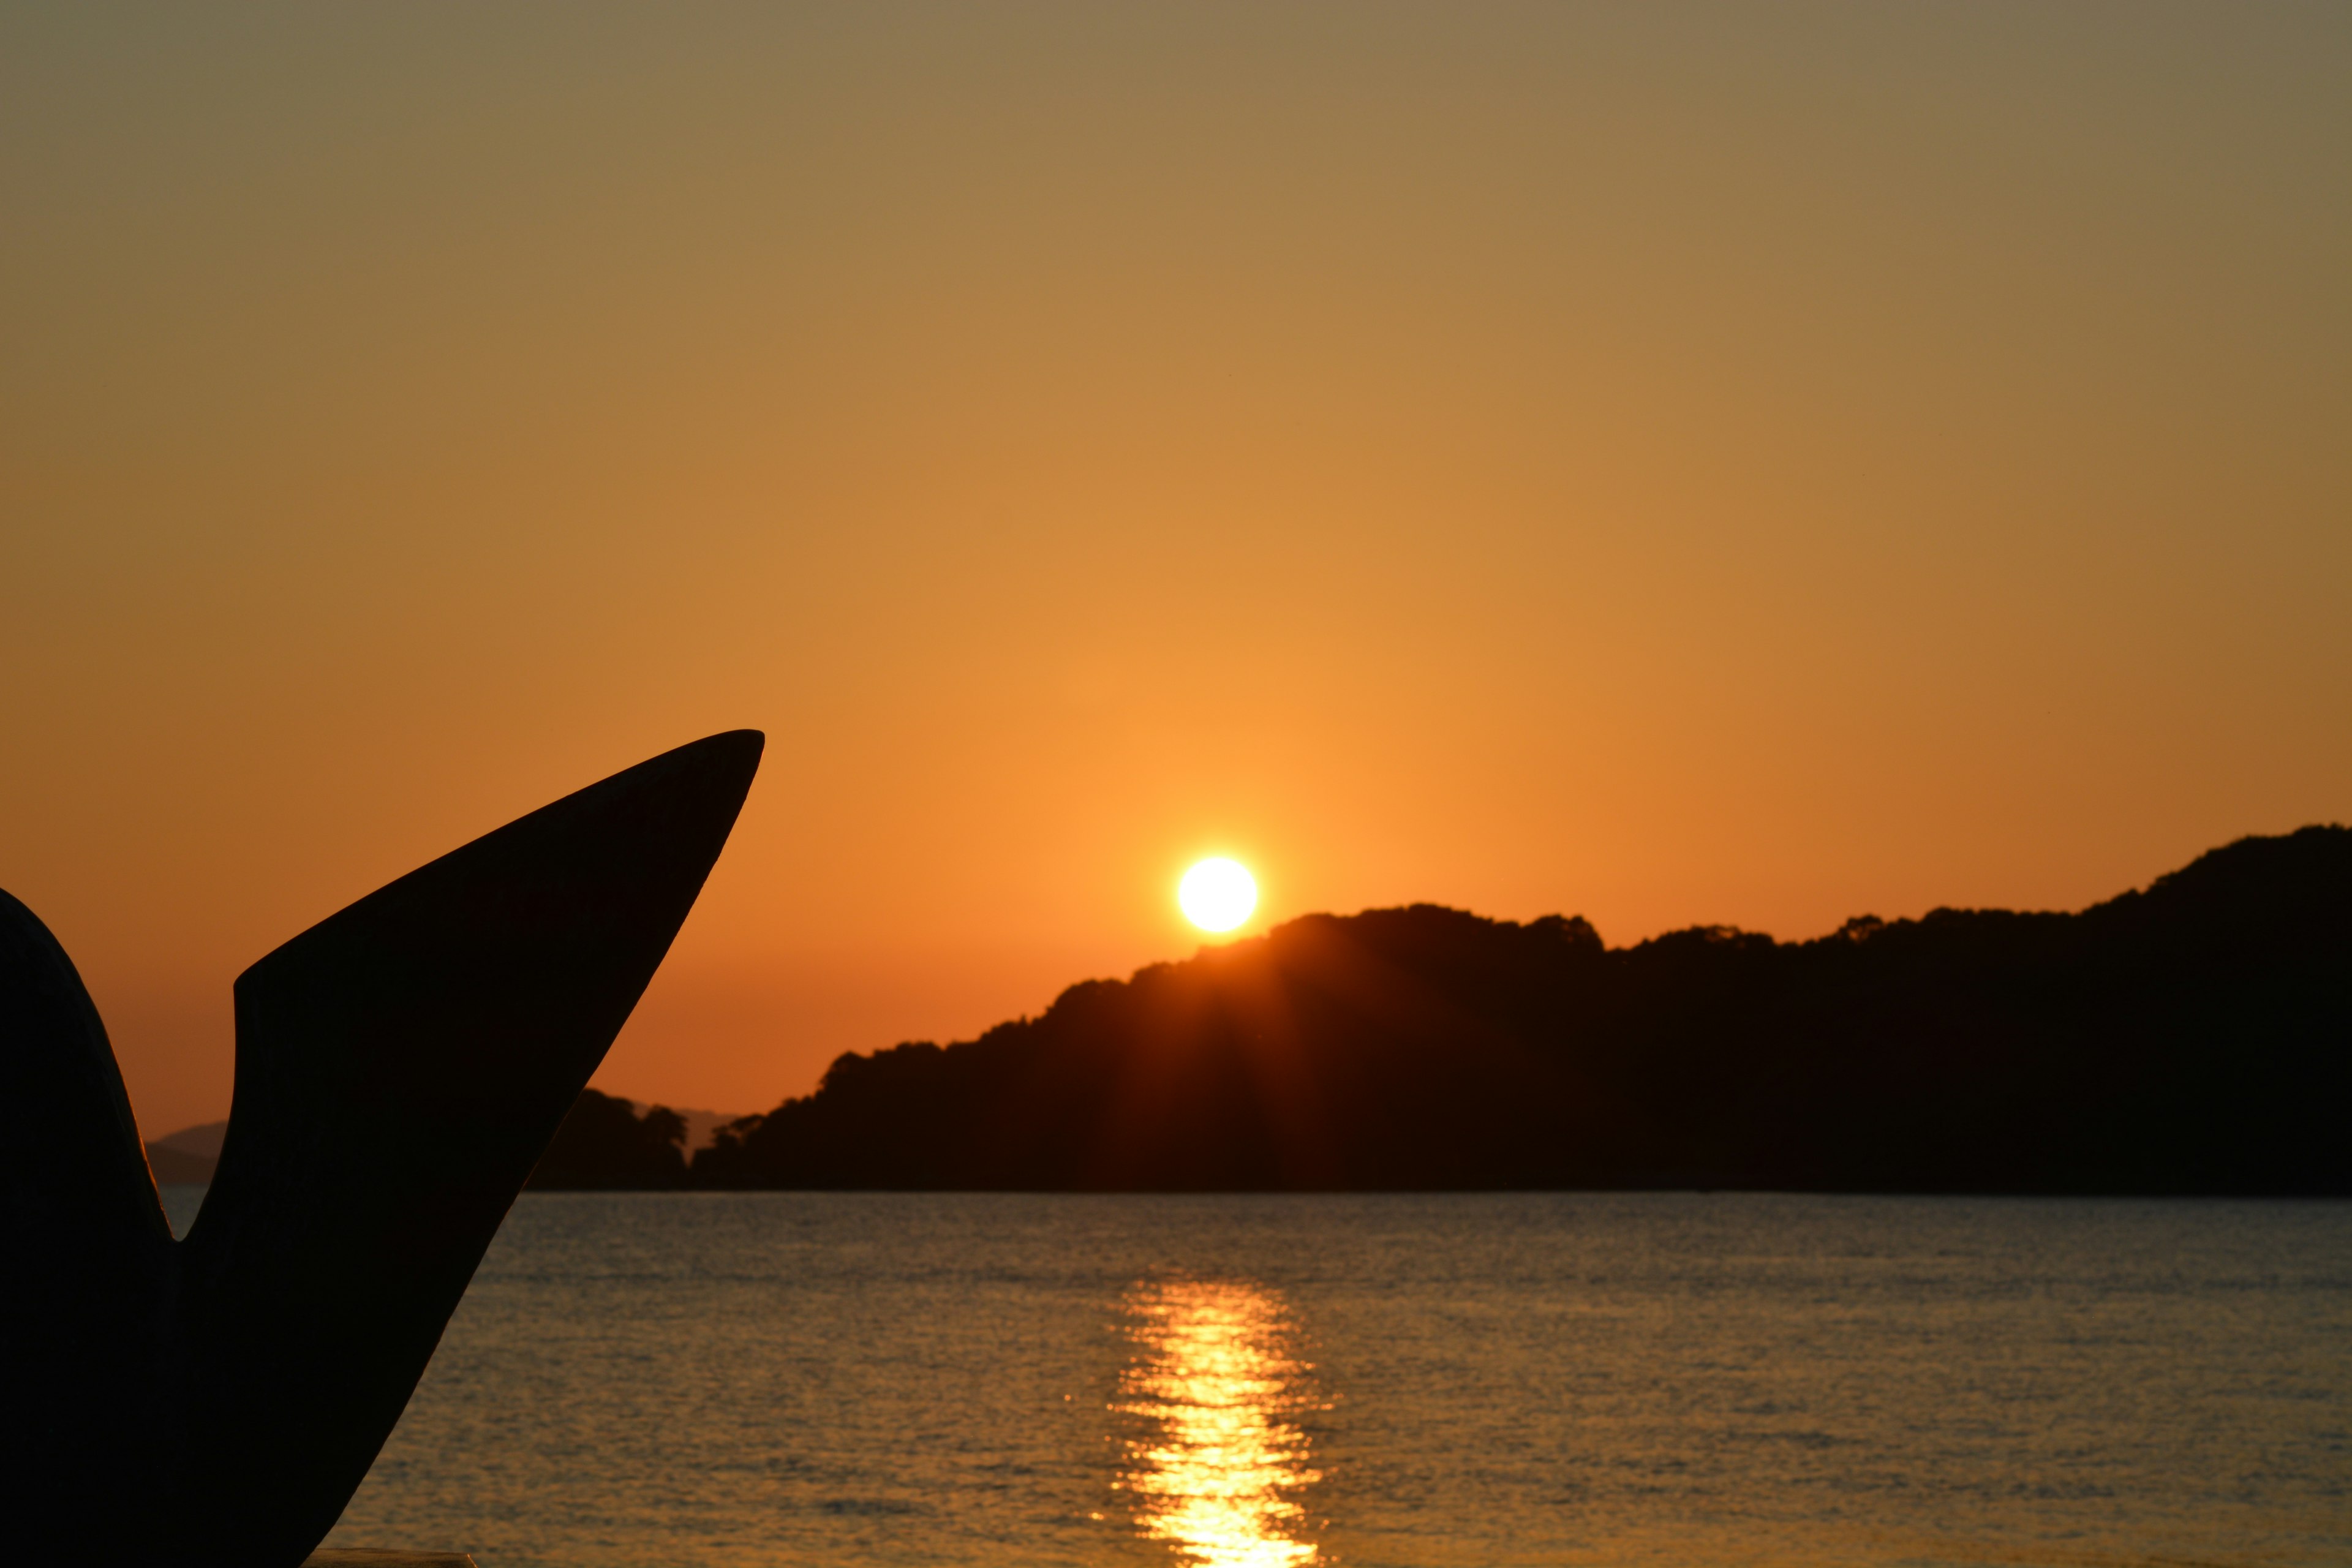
[4,4,2346,1136]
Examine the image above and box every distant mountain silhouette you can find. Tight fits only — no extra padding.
[145,1120,227,1185]
[687,826,2351,1195]
[145,1101,739,1191]
[146,1145,219,1185]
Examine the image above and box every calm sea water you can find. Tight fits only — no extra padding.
[159,1190,2351,1568]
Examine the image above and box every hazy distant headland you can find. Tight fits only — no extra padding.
[540,826,2348,1196]
[149,1101,734,1189]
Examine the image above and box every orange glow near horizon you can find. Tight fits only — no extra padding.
[1114,1278,1325,1568]
[1,7,2345,1136]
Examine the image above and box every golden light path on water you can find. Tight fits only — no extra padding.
[1112,1278,1327,1568]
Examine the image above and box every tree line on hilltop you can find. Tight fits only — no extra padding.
[527,825,2352,1196]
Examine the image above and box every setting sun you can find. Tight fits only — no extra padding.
[1179,859,1258,933]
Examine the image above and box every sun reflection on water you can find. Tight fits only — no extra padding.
[1112,1277,1327,1568]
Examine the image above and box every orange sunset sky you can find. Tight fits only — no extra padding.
[3,5,2346,1136]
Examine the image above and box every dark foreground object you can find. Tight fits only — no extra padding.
[693,825,2351,1194]
[0,732,761,1568]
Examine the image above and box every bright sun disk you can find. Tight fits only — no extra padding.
[1179,858,1258,933]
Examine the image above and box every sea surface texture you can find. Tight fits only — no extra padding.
[160,1190,2350,1567]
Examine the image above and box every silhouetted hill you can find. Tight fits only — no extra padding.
[527,1089,689,1189]
[138,1098,730,1193]
[692,826,2352,1194]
